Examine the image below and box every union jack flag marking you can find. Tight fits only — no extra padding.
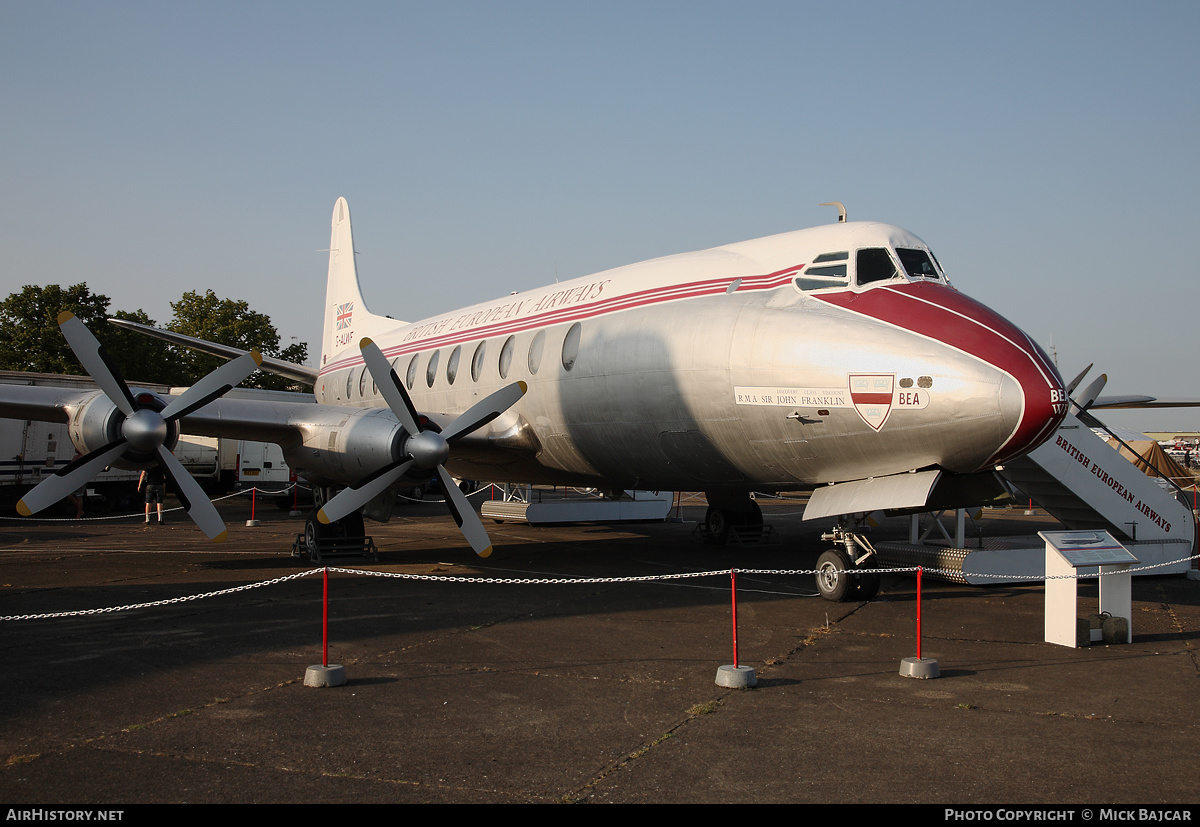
[335,302,354,330]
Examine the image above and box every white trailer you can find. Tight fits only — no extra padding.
[0,371,316,510]
[0,371,160,509]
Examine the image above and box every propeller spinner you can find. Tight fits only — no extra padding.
[16,312,262,542]
[317,338,527,558]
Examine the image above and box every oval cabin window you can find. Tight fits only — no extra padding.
[527,330,546,375]
[561,323,581,371]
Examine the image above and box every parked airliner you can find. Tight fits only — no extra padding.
[1,198,1069,600]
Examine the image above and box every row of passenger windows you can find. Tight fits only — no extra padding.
[344,321,583,400]
[794,246,944,292]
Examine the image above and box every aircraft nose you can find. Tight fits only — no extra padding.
[891,283,1067,466]
[815,282,1066,469]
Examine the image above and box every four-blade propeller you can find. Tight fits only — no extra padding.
[16,312,261,542]
[317,337,527,558]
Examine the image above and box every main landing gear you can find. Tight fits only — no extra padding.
[702,491,763,543]
[815,522,880,602]
[303,508,365,558]
[300,485,368,560]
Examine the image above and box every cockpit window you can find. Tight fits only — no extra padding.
[814,251,848,263]
[795,251,849,291]
[896,248,941,281]
[929,250,947,280]
[856,248,898,285]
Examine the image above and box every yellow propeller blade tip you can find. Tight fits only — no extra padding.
[16,500,32,517]
[518,381,528,393]
[250,349,263,366]
[478,546,493,559]
[57,311,75,325]
[317,510,331,525]
[211,530,229,544]
[360,337,373,348]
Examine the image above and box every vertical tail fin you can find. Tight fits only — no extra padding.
[321,197,398,369]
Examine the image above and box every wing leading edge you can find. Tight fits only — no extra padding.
[105,317,319,386]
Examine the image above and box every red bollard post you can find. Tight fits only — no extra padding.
[900,564,939,679]
[246,487,260,527]
[715,568,756,687]
[731,569,739,668]
[303,566,346,687]
[916,566,923,660]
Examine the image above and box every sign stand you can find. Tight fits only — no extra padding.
[1041,530,1138,648]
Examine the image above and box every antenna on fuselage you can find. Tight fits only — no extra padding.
[820,202,847,223]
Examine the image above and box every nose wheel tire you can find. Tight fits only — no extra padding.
[815,548,854,602]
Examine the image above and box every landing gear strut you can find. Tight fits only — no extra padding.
[815,522,880,602]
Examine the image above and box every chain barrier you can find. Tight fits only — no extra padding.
[0,569,320,621]
[0,484,308,523]
[4,552,1196,623]
[396,482,502,504]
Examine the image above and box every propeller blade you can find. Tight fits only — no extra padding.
[436,465,493,558]
[361,338,422,436]
[334,340,525,560]
[1065,363,1093,396]
[160,350,263,421]
[1073,373,1108,414]
[58,311,136,415]
[155,446,228,542]
[441,381,528,443]
[17,441,128,516]
[318,459,415,525]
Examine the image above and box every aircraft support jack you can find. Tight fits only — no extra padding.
[816,520,881,602]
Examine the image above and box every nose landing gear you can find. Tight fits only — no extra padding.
[816,523,880,602]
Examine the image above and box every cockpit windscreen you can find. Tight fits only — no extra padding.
[896,248,941,281]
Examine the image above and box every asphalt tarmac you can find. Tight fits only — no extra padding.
[1,491,1198,806]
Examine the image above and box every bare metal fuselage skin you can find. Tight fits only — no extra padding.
[307,217,1066,494]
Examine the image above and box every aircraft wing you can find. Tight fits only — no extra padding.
[0,382,317,450]
[174,394,320,447]
[1091,396,1200,409]
[106,317,318,386]
[0,384,77,424]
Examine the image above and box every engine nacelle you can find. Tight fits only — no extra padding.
[66,389,179,470]
[281,406,415,486]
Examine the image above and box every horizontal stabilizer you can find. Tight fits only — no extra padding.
[107,317,317,386]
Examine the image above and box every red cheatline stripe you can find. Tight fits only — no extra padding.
[320,266,803,375]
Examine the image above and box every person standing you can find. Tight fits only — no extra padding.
[138,466,166,524]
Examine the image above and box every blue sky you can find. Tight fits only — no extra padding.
[3,1,1197,431]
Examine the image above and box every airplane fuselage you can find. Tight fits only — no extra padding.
[0,201,1070,558]
[310,220,1066,494]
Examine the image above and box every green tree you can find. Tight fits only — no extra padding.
[0,284,112,374]
[0,284,179,383]
[167,289,309,392]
